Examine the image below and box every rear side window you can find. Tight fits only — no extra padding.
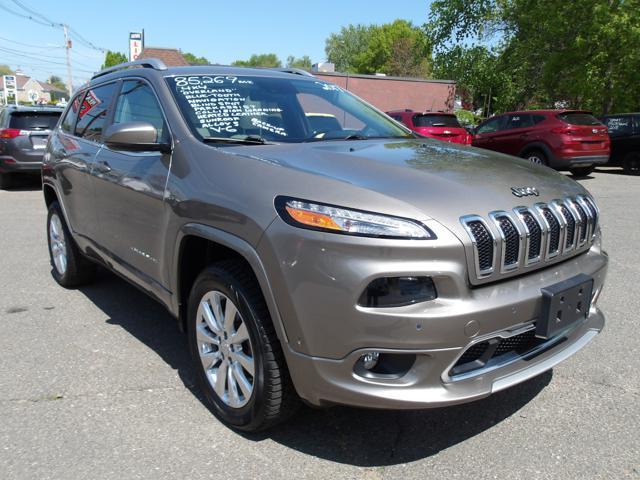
[531,114,546,125]
[558,112,601,126]
[74,82,117,142]
[9,112,61,131]
[505,114,534,130]
[603,116,633,136]
[113,80,167,142]
[413,114,461,128]
[60,94,83,133]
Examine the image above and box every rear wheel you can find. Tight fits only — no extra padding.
[187,260,299,431]
[623,152,640,175]
[524,149,548,166]
[570,166,595,178]
[47,201,96,287]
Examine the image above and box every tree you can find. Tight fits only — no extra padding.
[325,20,431,77]
[232,54,282,68]
[102,51,128,69]
[183,52,210,65]
[47,75,67,93]
[0,64,13,76]
[286,55,312,70]
[427,0,640,115]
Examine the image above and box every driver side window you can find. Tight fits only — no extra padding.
[113,80,168,143]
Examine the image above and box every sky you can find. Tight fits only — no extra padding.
[0,0,433,87]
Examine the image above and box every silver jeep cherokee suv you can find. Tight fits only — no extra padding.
[43,59,607,431]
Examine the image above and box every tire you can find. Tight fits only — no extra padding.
[523,149,548,166]
[187,260,299,431]
[0,173,12,189]
[569,166,595,178]
[623,152,640,175]
[47,201,96,288]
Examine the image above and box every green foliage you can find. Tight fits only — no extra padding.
[455,109,482,127]
[101,51,128,69]
[183,52,210,65]
[286,55,312,70]
[428,0,640,115]
[325,20,431,77]
[232,54,282,68]
[0,64,14,76]
[47,75,67,93]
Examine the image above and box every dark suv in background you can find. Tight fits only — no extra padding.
[472,110,610,177]
[0,105,63,188]
[601,113,640,175]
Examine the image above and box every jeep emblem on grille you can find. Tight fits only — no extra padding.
[511,186,539,197]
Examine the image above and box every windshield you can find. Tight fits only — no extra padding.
[165,74,412,143]
[413,114,461,128]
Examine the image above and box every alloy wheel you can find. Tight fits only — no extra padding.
[196,291,255,408]
[49,213,67,275]
[528,154,543,165]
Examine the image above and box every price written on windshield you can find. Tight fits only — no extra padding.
[173,76,253,87]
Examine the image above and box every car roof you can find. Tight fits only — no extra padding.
[2,105,63,113]
[601,112,640,117]
[87,62,317,88]
[499,109,592,116]
[386,110,455,116]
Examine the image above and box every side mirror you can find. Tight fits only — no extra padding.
[104,121,171,153]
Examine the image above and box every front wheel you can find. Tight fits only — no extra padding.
[623,152,640,175]
[187,261,299,431]
[570,166,595,178]
[47,201,96,287]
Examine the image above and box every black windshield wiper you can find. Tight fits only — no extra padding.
[202,135,274,145]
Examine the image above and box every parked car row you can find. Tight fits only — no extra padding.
[388,108,640,177]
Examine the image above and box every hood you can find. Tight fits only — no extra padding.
[237,138,588,228]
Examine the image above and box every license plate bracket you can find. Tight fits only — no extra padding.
[537,274,594,339]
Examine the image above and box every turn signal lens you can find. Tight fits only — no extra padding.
[285,206,341,231]
[276,197,435,239]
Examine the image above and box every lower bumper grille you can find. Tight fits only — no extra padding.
[449,326,558,378]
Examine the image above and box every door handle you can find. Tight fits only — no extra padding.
[95,160,112,173]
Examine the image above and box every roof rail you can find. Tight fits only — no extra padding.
[91,58,168,80]
[272,68,315,77]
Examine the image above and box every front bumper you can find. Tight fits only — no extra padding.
[259,215,608,408]
[285,306,604,408]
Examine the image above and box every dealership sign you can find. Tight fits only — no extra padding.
[129,32,143,61]
[2,75,18,105]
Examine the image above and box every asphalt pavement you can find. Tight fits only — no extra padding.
[0,168,638,480]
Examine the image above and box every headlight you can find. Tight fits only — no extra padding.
[275,197,435,239]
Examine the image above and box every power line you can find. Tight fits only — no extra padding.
[0,35,62,49]
[0,1,57,27]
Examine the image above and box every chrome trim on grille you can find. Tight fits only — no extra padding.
[460,215,496,277]
[488,211,524,273]
[462,196,599,280]
[513,207,543,266]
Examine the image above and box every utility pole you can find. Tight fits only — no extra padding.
[63,24,73,99]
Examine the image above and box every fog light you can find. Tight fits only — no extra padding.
[361,352,380,370]
[358,276,437,307]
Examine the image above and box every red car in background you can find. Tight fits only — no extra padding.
[472,110,610,177]
[387,110,473,145]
